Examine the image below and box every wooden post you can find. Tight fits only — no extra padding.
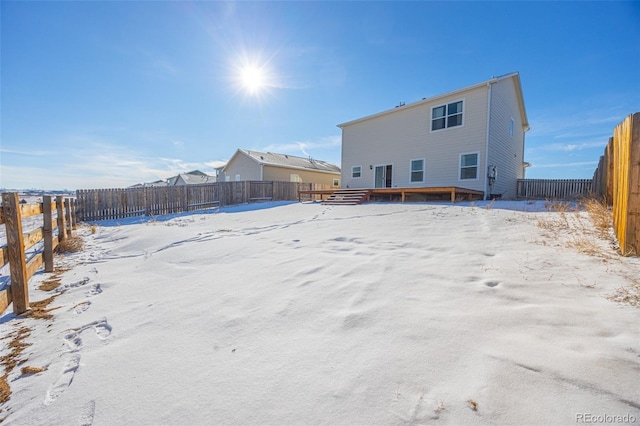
[606,137,614,204]
[56,195,67,242]
[2,193,30,314]
[65,198,73,235]
[43,196,54,273]
[70,198,77,229]
[626,113,640,254]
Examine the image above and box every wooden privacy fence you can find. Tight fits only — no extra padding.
[593,113,640,255]
[516,179,593,199]
[75,181,308,222]
[0,193,77,315]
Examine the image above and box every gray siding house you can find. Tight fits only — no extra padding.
[338,72,529,199]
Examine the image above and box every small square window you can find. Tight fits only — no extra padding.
[432,118,446,131]
[448,114,462,127]
[352,166,362,178]
[432,106,446,119]
[448,101,462,115]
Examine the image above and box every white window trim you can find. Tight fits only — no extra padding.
[430,98,465,133]
[409,158,425,184]
[459,151,480,181]
[351,165,362,179]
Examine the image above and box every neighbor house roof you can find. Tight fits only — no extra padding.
[131,170,215,188]
[337,72,529,131]
[167,170,215,186]
[129,180,168,188]
[225,149,341,174]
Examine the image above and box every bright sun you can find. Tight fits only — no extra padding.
[240,65,266,94]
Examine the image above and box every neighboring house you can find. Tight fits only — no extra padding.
[220,149,341,187]
[129,180,168,188]
[338,72,530,199]
[166,170,216,186]
[130,170,215,188]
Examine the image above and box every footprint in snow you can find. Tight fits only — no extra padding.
[79,399,96,426]
[62,318,112,351]
[44,352,81,406]
[86,283,102,296]
[71,301,92,315]
[56,277,90,293]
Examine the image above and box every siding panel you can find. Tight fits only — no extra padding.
[341,86,488,192]
[487,78,527,198]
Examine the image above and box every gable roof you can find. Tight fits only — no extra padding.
[174,172,215,185]
[225,149,341,174]
[337,72,529,131]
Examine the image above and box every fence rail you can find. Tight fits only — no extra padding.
[593,113,640,255]
[1,193,77,315]
[75,181,331,222]
[516,179,593,199]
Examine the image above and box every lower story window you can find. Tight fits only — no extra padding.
[352,166,362,178]
[460,153,478,180]
[410,159,424,183]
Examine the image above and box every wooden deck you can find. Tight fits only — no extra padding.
[299,187,485,204]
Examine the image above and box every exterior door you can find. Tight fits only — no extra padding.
[374,165,392,188]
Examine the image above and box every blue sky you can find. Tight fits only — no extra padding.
[1,1,639,190]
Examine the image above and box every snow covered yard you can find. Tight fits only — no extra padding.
[1,201,639,425]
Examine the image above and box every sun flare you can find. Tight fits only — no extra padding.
[239,65,267,94]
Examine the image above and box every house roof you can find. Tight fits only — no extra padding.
[337,72,529,131]
[168,170,215,185]
[225,149,341,174]
[129,180,168,188]
[177,172,215,185]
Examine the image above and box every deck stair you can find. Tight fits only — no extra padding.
[322,189,371,205]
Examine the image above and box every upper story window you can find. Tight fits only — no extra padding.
[431,100,463,131]
[351,166,362,178]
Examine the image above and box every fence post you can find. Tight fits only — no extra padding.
[43,196,54,273]
[626,113,639,254]
[1,193,30,314]
[56,195,67,242]
[70,198,77,229]
[65,198,73,235]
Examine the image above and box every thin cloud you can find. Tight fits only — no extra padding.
[529,102,631,138]
[531,161,598,169]
[261,135,341,155]
[0,147,53,157]
[534,140,607,152]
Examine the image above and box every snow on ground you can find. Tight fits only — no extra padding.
[1,201,639,425]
